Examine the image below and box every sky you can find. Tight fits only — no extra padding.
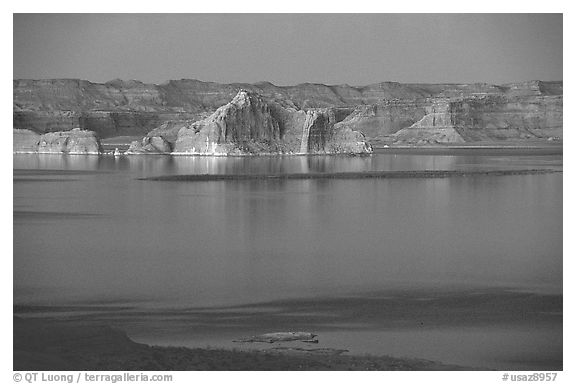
[13,13,563,86]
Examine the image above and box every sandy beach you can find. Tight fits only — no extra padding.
[14,287,562,371]
[14,316,466,371]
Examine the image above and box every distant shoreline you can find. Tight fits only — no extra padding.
[375,144,563,150]
[13,141,563,157]
[371,145,562,156]
[140,169,562,182]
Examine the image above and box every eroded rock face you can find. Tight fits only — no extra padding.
[125,136,172,154]
[299,109,371,154]
[14,78,562,146]
[390,99,465,145]
[389,94,563,145]
[14,128,102,154]
[37,129,101,154]
[450,95,563,141]
[174,90,282,154]
[333,100,429,145]
[145,119,210,147]
[173,91,371,155]
[300,111,325,153]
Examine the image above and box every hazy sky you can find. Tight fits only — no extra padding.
[13,14,562,85]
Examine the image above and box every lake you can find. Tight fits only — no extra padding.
[13,149,563,370]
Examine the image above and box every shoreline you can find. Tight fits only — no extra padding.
[14,142,563,157]
[14,286,563,371]
[13,317,467,371]
[140,169,561,182]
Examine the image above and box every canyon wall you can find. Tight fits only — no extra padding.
[14,79,562,146]
[389,94,563,145]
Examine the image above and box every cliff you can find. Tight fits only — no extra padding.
[14,78,562,146]
[125,136,172,154]
[390,99,466,145]
[333,100,429,143]
[173,90,371,155]
[389,94,563,145]
[14,128,102,154]
[299,109,370,154]
[174,90,281,154]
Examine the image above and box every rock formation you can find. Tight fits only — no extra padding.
[300,109,371,154]
[13,128,102,154]
[125,136,172,154]
[332,100,429,145]
[389,94,563,145]
[390,99,466,145]
[174,90,282,155]
[173,90,372,155]
[13,78,562,147]
[38,129,101,154]
[233,332,318,344]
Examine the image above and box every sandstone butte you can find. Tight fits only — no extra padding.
[13,128,101,154]
[13,79,562,155]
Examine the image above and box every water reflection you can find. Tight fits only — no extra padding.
[13,152,562,306]
[13,151,563,372]
[14,151,561,177]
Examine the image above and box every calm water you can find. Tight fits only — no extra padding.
[13,150,563,369]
